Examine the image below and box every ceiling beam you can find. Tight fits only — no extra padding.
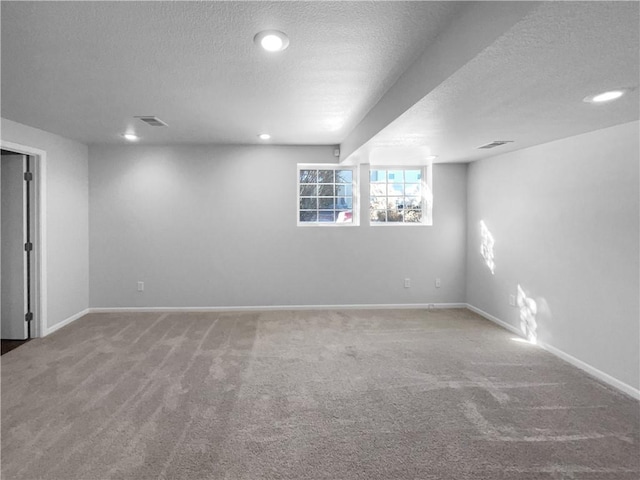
[339,1,539,163]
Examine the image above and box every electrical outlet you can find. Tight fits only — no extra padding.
[137,281,144,292]
[404,278,411,288]
[435,278,441,288]
[509,294,516,306]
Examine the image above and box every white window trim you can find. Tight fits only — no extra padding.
[297,163,359,227]
[369,164,433,226]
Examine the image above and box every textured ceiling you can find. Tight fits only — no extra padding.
[1,1,638,162]
[352,1,640,163]
[1,1,460,145]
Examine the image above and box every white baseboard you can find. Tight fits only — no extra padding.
[89,302,467,314]
[40,303,640,400]
[466,304,640,401]
[539,342,640,400]
[465,304,521,336]
[43,308,90,336]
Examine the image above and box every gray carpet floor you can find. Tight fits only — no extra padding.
[1,308,638,479]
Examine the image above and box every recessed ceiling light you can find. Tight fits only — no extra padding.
[583,89,629,104]
[258,133,271,140]
[122,133,139,141]
[426,155,438,161]
[254,30,289,52]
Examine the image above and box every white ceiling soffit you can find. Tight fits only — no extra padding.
[0,1,461,145]
[345,1,640,164]
[340,1,537,162]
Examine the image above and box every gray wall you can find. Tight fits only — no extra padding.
[1,118,90,331]
[466,121,640,390]
[3,117,637,394]
[89,145,467,308]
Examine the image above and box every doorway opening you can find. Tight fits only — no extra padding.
[1,144,44,354]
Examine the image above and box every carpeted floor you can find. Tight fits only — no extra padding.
[1,308,638,479]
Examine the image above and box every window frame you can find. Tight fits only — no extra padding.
[297,163,359,227]
[368,165,433,226]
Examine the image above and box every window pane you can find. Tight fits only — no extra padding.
[300,184,317,196]
[336,170,353,183]
[318,211,336,222]
[336,197,352,209]
[388,183,403,196]
[300,197,317,209]
[318,184,334,196]
[404,170,421,182]
[376,198,392,210]
[336,210,353,223]
[404,196,422,208]
[388,196,403,209]
[371,210,387,222]
[299,211,317,222]
[380,197,398,210]
[335,184,352,197]
[370,197,385,212]
[319,197,336,209]
[370,183,386,196]
[318,170,334,183]
[300,169,317,183]
[403,209,422,223]
[386,210,404,222]
[387,170,404,183]
[405,183,421,196]
[370,170,386,183]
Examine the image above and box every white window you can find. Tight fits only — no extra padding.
[369,167,432,225]
[298,164,358,226]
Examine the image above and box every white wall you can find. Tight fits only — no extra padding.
[466,121,640,392]
[89,145,467,308]
[1,118,90,333]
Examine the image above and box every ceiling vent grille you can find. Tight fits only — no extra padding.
[135,116,168,127]
[477,140,513,149]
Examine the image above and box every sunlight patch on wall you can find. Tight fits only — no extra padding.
[517,284,538,344]
[480,220,495,274]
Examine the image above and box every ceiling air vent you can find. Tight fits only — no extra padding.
[477,140,513,149]
[135,116,168,127]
